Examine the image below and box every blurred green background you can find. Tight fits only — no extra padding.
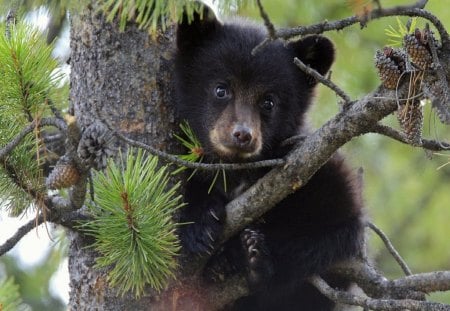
[1,0,449,309]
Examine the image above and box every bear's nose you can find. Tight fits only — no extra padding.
[232,125,252,146]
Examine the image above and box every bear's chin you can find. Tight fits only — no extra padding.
[211,146,261,163]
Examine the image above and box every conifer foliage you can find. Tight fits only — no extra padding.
[0,19,63,214]
[81,149,184,297]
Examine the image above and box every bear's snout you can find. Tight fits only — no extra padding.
[232,125,253,146]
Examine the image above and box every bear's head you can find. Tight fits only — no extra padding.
[175,4,334,162]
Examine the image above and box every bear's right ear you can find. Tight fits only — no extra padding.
[177,2,221,52]
[287,35,335,87]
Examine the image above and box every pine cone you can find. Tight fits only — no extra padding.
[396,100,423,146]
[404,28,433,70]
[375,47,407,89]
[77,122,116,170]
[46,158,80,189]
[422,81,450,124]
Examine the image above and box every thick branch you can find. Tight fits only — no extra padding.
[331,260,450,300]
[391,271,450,293]
[309,275,450,311]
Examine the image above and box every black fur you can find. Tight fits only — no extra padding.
[175,5,364,310]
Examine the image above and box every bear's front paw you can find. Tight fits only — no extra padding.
[180,204,225,256]
[241,228,274,291]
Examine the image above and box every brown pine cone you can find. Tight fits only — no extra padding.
[404,28,433,70]
[374,47,407,89]
[396,100,423,146]
[46,158,80,189]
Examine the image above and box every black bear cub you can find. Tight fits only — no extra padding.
[175,4,365,311]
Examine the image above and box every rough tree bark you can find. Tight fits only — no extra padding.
[68,6,180,310]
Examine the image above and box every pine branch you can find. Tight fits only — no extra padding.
[0,214,45,256]
[0,118,67,160]
[0,196,91,257]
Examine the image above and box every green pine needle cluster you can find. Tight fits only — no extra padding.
[0,277,23,311]
[0,21,62,116]
[174,120,204,163]
[100,0,186,33]
[0,20,64,215]
[99,0,250,34]
[174,121,227,193]
[385,17,418,46]
[81,149,183,297]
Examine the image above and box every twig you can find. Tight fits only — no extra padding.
[294,57,352,103]
[256,0,275,39]
[367,222,412,276]
[46,98,64,120]
[251,0,276,55]
[0,196,93,257]
[369,123,450,151]
[275,5,449,47]
[251,37,272,56]
[100,117,285,171]
[281,134,307,147]
[0,214,45,256]
[309,274,450,311]
[0,118,68,160]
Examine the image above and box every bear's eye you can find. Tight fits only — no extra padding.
[214,84,230,99]
[261,97,275,111]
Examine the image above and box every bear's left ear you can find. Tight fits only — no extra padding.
[287,35,335,86]
[177,2,221,53]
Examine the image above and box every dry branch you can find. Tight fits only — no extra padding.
[309,274,450,311]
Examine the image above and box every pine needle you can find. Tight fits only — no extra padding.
[81,148,183,297]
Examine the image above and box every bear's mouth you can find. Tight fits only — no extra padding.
[209,127,262,161]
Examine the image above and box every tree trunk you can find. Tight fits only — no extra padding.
[68,5,179,310]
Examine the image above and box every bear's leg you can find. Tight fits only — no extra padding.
[179,193,226,255]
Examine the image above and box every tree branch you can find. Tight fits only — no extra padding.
[0,118,67,160]
[367,222,412,276]
[294,57,351,103]
[369,123,450,151]
[107,120,285,171]
[309,274,450,311]
[275,4,449,47]
[0,214,45,256]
